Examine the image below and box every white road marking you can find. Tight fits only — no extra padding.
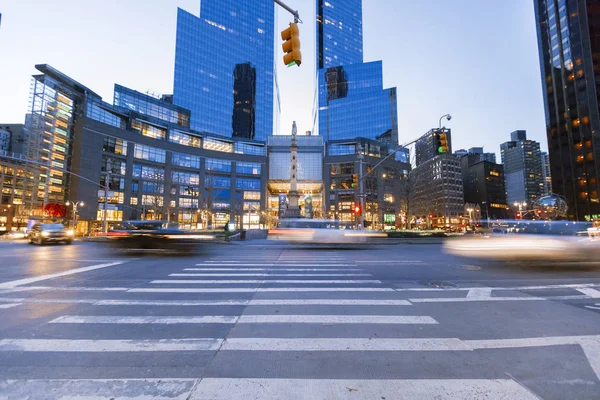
[195,263,356,267]
[49,315,239,324]
[0,338,222,352]
[190,378,538,400]
[183,268,363,272]
[0,286,130,292]
[466,288,492,299]
[0,379,196,400]
[248,299,411,306]
[222,338,467,351]
[0,261,125,289]
[356,260,423,263]
[93,300,249,306]
[576,288,600,298]
[169,273,371,277]
[151,279,381,284]
[236,315,437,324]
[585,305,600,310]
[0,297,410,306]
[0,303,20,309]
[395,283,600,292]
[129,287,392,293]
[410,297,546,303]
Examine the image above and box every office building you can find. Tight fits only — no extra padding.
[315,0,398,143]
[173,0,277,140]
[467,147,496,163]
[534,0,600,220]
[415,128,452,166]
[267,135,324,222]
[410,154,465,228]
[324,138,410,229]
[460,154,508,221]
[22,65,268,233]
[541,151,552,194]
[500,131,544,206]
[0,123,26,156]
[0,129,9,153]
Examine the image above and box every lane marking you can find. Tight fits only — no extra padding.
[394,283,600,292]
[94,300,249,306]
[169,273,372,277]
[410,297,545,303]
[221,338,469,351]
[151,279,382,284]
[0,338,222,352]
[248,299,411,306]
[466,288,492,299]
[356,260,423,263]
[49,315,239,324]
[129,287,393,293]
[576,288,600,298]
[49,315,435,325]
[0,303,20,309]
[236,315,437,324]
[183,268,363,272]
[0,261,126,289]
[0,379,195,400]
[190,378,538,400]
[195,263,356,267]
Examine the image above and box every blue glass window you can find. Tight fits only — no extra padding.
[171,152,200,169]
[234,142,266,156]
[132,164,165,180]
[169,130,201,148]
[205,158,232,173]
[205,175,231,188]
[235,161,261,175]
[171,171,200,185]
[134,144,166,163]
[236,178,261,190]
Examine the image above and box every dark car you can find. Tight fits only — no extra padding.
[28,223,74,245]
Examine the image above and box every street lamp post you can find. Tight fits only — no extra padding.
[513,201,527,217]
[65,201,85,230]
[439,114,452,130]
[467,207,473,226]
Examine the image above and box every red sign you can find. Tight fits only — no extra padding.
[44,203,67,218]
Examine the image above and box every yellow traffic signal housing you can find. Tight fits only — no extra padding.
[351,174,358,188]
[437,133,449,153]
[281,23,302,67]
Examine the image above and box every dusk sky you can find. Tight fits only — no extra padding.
[0,0,546,159]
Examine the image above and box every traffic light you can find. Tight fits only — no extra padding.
[516,212,522,219]
[281,23,302,67]
[354,204,362,214]
[436,132,449,154]
[351,174,358,188]
[428,214,434,219]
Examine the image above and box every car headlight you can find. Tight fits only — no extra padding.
[67,230,74,236]
[41,231,50,237]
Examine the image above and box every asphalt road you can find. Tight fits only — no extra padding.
[0,239,599,399]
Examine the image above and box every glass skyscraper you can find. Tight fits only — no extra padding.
[173,0,277,141]
[534,0,600,220]
[315,0,398,143]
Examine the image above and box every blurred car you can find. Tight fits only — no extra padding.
[268,219,385,244]
[28,223,73,245]
[444,221,599,262]
[6,231,27,240]
[105,220,216,254]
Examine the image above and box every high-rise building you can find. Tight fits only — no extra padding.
[459,154,507,221]
[467,147,496,163]
[315,0,398,143]
[0,123,26,156]
[0,129,10,153]
[411,154,465,226]
[534,0,600,220]
[541,151,552,195]
[173,0,277,140]
[500,131,544,206]
[415,128,452,166]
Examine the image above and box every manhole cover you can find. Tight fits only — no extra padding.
[420,281,458,289]
[462,265,482,271]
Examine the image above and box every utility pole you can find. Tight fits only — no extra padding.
[357,145,365,230]
[103,159,112,234]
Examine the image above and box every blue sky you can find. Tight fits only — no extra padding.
[0,0,546,158]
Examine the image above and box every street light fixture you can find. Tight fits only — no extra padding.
[439,114,452,129]
[65,201,85,230]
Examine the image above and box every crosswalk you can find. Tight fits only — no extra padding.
[0,250,598,399]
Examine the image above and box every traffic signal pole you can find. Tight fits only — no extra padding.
[274,0,301,22]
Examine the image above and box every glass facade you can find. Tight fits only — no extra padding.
[534,0,600,220]
[315,1,398,143]
[173,0,276,140]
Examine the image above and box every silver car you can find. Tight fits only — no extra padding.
[28,223,74,245]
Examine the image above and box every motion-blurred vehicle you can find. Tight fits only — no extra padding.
[105,220,216,254]
[28,223,73,245]
[444,220,599,263]
[268,219,385,244]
